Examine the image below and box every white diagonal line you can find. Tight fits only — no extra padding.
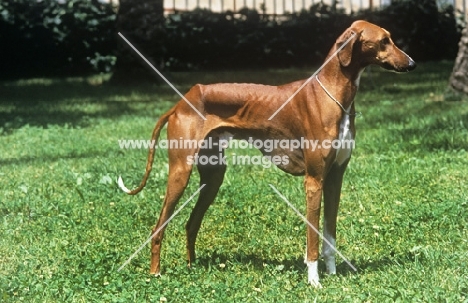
[268,31,356,120]
[269,184,357,272]
[118,184,206,272]
[118,32,207,121]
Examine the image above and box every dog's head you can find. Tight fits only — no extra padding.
[336,20,416,72]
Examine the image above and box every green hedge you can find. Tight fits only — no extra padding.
[0,0,116,79]
[161,2,463,70]
[162,5,355,70]
[0,0,464,79]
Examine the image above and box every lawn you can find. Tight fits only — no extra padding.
[0,61,467,302]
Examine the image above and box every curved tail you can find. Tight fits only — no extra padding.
[118,106,176,195]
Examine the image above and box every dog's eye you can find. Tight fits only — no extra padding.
[380,37,391,46]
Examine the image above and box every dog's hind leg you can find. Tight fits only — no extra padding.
[149,112,204,275]
[186,145,227,267]
[150,152,193,276]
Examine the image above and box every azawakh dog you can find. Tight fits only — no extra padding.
[118,20,416,287]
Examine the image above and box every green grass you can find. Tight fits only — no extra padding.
[1,61,467,302]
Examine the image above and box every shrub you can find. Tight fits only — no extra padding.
[0,0,116,79]
[0,0,464,78]
[160,1,464,71]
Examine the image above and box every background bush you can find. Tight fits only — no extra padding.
[162,2,463,70]
[0,0,464,79]
[162,5,355,70]
[0,0,116,79]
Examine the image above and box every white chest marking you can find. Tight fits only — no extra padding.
[334,113,354,166]
[218,131,233,141]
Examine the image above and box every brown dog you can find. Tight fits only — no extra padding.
[119,20,415,287]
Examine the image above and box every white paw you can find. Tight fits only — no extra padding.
[308,278,323,288]
[305,260,322,288]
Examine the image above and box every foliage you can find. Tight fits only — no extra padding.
[163,5,354,70]
[112,0,165,84]
[0,62,467,301]
[0,0,465,78]
[0,0,116,79]
[162,2,463,71]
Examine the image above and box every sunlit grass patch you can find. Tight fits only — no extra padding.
[1,62,467,302]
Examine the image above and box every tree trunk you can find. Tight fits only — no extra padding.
[112,0,165,84]
[448,26,468,99]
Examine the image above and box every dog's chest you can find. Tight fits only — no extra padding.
[334,114,353,166]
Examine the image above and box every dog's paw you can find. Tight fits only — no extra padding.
[305,260,323,288]
[308,278,323,288]
[150,271,161,278]
[324,257,336,275]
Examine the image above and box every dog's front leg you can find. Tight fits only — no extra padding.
[322,163,347,275]
[304,175,323,288]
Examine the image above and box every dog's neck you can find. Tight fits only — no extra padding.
[316,60,361,116]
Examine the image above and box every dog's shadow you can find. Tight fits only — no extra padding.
[195,252,304,271]
[192,251,416,278]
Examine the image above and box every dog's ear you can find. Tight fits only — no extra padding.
[337,29,361,67]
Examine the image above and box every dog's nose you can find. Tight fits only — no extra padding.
[407,58,417,71]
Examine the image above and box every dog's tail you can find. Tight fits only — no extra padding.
[118,106,176,195]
